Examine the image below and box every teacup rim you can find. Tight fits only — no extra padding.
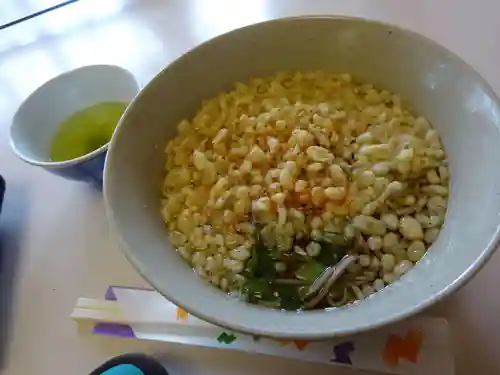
[10,138,109,168]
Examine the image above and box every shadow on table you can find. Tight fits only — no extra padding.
[0,178,28,370]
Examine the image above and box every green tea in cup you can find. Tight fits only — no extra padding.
[50,101,128,162]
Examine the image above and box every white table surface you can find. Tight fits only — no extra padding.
[1,1,500,374]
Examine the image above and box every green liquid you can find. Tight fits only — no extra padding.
[50,101,128,162]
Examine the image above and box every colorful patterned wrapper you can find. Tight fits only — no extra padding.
[76,286,454,375]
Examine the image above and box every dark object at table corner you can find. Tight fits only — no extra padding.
[89,353,169,375]
[0,175,5,214]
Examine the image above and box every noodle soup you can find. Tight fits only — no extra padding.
[161,71,449,310]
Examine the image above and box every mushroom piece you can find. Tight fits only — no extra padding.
[326,289,349,307]
[302,266,336,299]
[303,255,357,309]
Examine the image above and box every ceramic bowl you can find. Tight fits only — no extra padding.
[10,65,139,188]
[104,16,500,338]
